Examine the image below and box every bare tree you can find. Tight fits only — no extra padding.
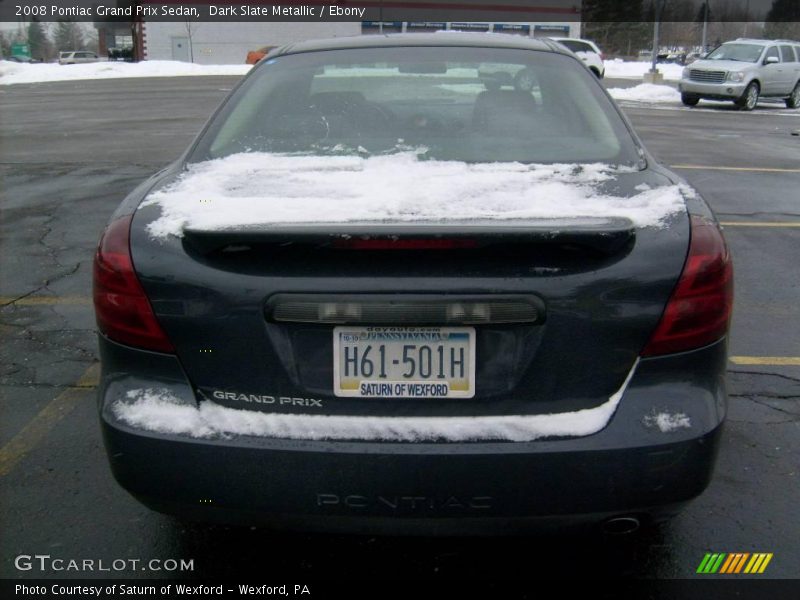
[0,32,13,59]
[83,25,99,54]
[55,21,84,52]
[183,19,199,63]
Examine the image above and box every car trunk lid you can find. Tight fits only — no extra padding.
[129,168,689,419]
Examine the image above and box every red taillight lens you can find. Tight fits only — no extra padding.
[332,239,478,250]
[92,215,174,353]
[642,215,733,357]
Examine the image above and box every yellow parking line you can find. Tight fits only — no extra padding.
[671,165,800,173]
[0,296,91,306]
[0,363,100,478]
[730,356,800,366]
[720,222,800,227]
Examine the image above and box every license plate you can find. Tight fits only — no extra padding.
[333,326,475,398]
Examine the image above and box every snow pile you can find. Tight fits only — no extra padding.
[0,58,687,85]
[142,152,687,238]
[0,60,251,85]
[604,59,683,81]
[113,363,638,442]
[436,83,487,95]
[607,84,682,104]
[644,411,692,432]
[115,389,216,438]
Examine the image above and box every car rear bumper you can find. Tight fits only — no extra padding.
[98,337,727,534]
[679,80,747,99]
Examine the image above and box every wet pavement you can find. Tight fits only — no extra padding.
[0,77,798,582]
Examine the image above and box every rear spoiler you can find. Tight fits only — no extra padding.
[182,217,635,256]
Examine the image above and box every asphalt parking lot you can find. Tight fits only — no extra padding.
[1,76,798,582]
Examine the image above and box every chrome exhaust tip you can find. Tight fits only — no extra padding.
[603,516,641,535]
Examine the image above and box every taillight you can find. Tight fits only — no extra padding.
[92,215,174,353]
[642,215,733,357]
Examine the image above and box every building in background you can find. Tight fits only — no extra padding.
[126,20,581,65]
[362,21,578,37]
[94,21,141,60]
[140,22,361,64]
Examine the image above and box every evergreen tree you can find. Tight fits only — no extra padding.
[764,0,800,39]
[26,20,51,61]
[694,1,712,24]
[583,0,648,56]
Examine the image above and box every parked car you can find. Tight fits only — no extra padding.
[108,47,135,62]
[58,50,103,65]
[245,45,277,65]
[685,52,704,65]
[96,33,732,535]
[5,55,41,63]
[679,38,800,110]
[550,37,605,78]
[663,51,687,65]
[638,50,689,65]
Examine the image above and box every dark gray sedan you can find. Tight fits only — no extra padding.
[94,33,733,535]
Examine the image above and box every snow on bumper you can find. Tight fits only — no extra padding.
[111,361,636,443]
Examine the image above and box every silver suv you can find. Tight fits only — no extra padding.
[679,38,800,110]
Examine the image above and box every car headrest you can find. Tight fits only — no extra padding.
[473,90,540,131]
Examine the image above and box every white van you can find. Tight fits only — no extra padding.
[59,51,104,65]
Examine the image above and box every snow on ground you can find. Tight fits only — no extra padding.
[604,59,684,81]
[607,83,682,104]
[0,58,682,85]
[142,152,687,239]
[0,60,251,85]
[113,362,638,442]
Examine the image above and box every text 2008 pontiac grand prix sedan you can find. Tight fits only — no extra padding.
[94,33,732,534]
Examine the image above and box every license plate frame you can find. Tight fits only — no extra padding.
[333,326,476,398]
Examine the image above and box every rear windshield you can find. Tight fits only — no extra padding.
[557,40,594,54]
[192,46,640,165]
[706,43,764,63]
